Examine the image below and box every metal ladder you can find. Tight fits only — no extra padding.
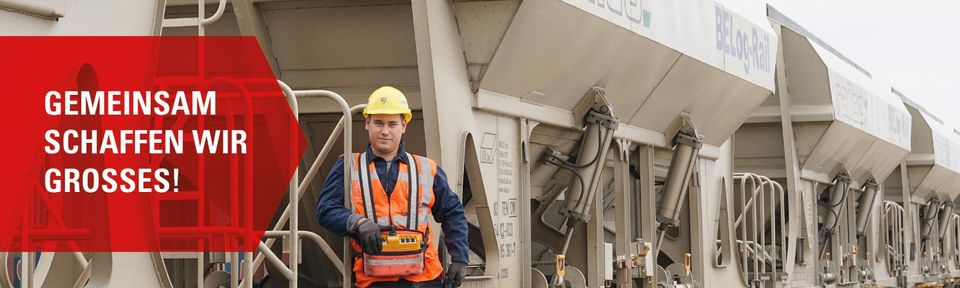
[157,2,361,286]
[156,2,233,287]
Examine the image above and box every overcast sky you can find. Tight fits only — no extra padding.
[765,0,960,131]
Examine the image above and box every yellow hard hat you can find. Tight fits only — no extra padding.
[363,86,412,122]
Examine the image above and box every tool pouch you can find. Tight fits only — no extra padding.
[362,250,425,277]
[362,229,426,277]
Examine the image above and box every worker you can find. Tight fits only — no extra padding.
[316,86,469,288]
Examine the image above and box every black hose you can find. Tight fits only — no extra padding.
[560,121,610,214]
[818,180,849,209]
[922,200,941,221]
[922,217,937,240]
[558,164,587,215]
[818,180,849,260]
[818,180,848,233]
[917,200,940,242]
[571,116,606,169]
[553,111,613,219]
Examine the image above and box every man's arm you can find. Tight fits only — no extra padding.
[431,166,469,264]
[316,156,363,236]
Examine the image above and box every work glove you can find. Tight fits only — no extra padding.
[443,261,467,288]
[349,218,385,254]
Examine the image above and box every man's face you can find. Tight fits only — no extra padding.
[365,114,407,157]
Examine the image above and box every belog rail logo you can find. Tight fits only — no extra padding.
[0,37,307,252]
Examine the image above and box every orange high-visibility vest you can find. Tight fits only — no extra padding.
[349,152,441,287]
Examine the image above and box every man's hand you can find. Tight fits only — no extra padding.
[443,262,467,288]
[349,218,384,254]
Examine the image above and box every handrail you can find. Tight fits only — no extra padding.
[239,82,356,288]
[732,174,776,227]
[201,0,227,25]
[733,173,759,285]
[259,242,294,280]
[286,87,353,288]
[0,0,63,19]
[954,214,960,270]
[160,0,227,35]
[731,173,788,286]
[882,201,906,275]
[286,80,300,288]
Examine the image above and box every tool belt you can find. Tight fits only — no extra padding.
[363,228,427,277]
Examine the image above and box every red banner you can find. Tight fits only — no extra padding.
[0,37,306,252]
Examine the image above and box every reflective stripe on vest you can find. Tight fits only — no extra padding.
[358,152,376,222]
[364,255,424,266]
[406,152,419,229]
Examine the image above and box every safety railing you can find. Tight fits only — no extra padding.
[881,201,906,276]
[944,214,960,269]
[952,214,960,270]
[731,173,787,287]
[160,0,227,36]
[946,213,958,270]
[234,81,358,288]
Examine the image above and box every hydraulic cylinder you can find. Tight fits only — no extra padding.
[856,180,879,237]
[656,131,701,229]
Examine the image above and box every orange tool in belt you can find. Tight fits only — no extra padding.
[362,226,427,277]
